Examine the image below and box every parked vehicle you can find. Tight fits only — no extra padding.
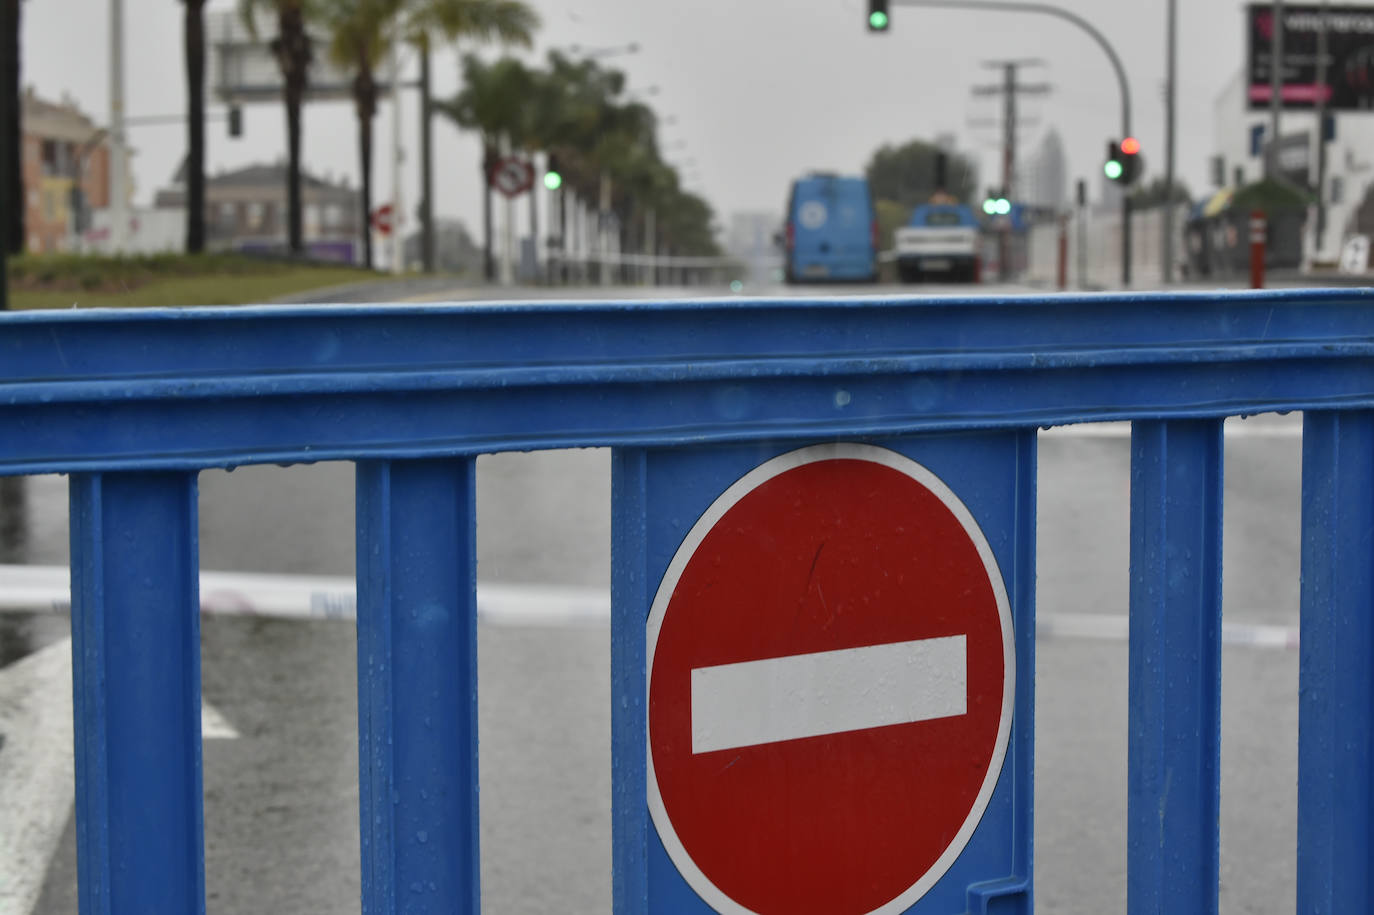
[895,203,980,283]
[781,174,879,283]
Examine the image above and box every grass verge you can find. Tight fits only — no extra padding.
[6,253,384,310]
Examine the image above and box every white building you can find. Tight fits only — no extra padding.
[1015,129,1069,212]
[1211,67,1374,265]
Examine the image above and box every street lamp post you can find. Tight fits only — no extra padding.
[894,0,1134,286]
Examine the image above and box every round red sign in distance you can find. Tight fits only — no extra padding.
[646,443,1014,915]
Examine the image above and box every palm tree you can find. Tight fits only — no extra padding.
[183,0,207,253]
[314,0,395,270]
[317,0,537,271]
[403,0,536,272]
[435,54,534,280]
[239,0,312,255]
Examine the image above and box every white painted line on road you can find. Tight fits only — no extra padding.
[0,638,237,915]
[1040,417,1302,439]
[0,638,74,915]
[1037,612,1301,650]
[0,565,608,628]
[690,636,967,754]
[0,565,1301,648]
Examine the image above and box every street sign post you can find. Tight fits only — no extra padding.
[615,436,1035,914]
[490,156,536,199]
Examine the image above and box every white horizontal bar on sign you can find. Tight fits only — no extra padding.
[690,635,967,755]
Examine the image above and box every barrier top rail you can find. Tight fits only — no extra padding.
[3,287,1374,475]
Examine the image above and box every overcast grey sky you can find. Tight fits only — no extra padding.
[24,0,1252,230]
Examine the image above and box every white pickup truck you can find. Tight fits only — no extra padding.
[894,204,980,283]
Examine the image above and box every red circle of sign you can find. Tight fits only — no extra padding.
[647,444,1013,915]
[492,157,534,196]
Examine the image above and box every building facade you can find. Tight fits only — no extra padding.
[20,88,119,254]
[1211,67,1374,264]
[154,162,363,262]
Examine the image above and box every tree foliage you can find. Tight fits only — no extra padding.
[437,50,718,256]
[864,140,978,210]
[1128,177,1194,209]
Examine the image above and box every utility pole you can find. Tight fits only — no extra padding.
[1314,0,1330,253]
[1267,0,1284,178]
[972,59,1049,280]
[109,0,128,253]
[1163,0,1177,284]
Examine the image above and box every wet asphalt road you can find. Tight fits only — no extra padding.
[0,413,1307,914]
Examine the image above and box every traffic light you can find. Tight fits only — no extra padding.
[228,105,243,139]
[1104,139,1124,182]
[982,191,1010,216]
[1119,136,1141,185]
[544,153,563,190]
[867,0,890,32]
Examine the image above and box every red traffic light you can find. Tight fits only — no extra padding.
[1120,137,1141,155]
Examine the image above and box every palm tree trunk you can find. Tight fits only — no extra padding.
[184,0,206,254]
[279,6,309,256]
[419,38,434,273]
[3,0,21,256]
[482,145,495,281]
[285,91,303,254]
[354,65,376,270]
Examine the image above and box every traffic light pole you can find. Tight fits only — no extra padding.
[893,0,1133,286]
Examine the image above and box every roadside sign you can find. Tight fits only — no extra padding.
[491,156,535,199]
[645,442,1015,915]
[1341,235,1370,275]
[371,203,394,236]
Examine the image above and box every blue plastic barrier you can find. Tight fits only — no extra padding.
[2,289,1372,913]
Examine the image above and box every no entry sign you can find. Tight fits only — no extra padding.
[645,443,1015,915]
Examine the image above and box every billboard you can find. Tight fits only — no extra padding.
[208,10,397,104]
[1247,4,1374,110]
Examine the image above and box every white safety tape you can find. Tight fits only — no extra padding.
[0,564,1299,648]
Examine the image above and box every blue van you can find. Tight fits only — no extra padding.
[782,174,879,283]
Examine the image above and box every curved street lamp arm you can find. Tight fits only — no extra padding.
[894,0,1130,138]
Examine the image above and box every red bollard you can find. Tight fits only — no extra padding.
[1249,210,1267,289]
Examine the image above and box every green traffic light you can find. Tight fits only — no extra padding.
[982,199,997,215]
[544,172,563,190]
[869,10,889,29]
[1104,160,1124,180]
[995,198,1011,216]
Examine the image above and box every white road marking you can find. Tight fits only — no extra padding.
[690,636,967,754]
[0,639,74,915]
[1040,416,1302,439]
[0,566,1301,648]
[0,638,237,915]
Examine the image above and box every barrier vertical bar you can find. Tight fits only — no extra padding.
[610,447,650,914]
[1297,411,1374,911]
[356,459,479,915]
[69,471,205,915]
[1127,420,1223,915]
